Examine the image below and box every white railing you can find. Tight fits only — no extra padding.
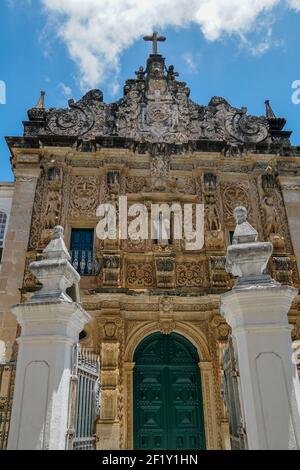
[70,348,100,451]
[70,250,100,276]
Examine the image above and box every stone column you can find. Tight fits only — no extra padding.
[8,226,90,450]
[0,167,41,360]
[221,207,300,450]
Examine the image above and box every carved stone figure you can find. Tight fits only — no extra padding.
[206,204,220,232]
[45,191,61,229]
[262,196,280,238]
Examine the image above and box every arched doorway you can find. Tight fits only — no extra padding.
[133,332,206,450]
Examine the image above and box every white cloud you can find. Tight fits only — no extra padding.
[288,0,300,10]
[58,82,72,98]
[39,0,300,90]
[182,52,200,73]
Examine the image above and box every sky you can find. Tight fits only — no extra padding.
[0,0,300,182]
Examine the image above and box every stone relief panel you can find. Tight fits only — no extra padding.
[126,262,155,288]
[23,253,39,288]
[122,237,147,253]
[202,173,225,250]
[28,168,63,250]
[69,176,100,218]
[126,175,196,194]
[209,256,231,288]
[28,174,46,250]
[126,177,147,194]
[176,260,209,288]
[221,182,254,224]
[257,173,292,252]
[270,256,300,286]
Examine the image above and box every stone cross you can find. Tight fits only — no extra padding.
[143,32,166,55]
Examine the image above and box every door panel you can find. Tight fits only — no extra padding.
[133,333,206,450]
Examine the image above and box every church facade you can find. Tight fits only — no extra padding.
[1,38,300,450]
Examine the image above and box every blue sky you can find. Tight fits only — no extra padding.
[0,0,300,182]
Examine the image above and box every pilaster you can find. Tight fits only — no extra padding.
[0,165,41,360]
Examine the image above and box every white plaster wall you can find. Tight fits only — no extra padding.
[0,185,14,266]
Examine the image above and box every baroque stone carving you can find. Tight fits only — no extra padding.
[155,258,176,288]
[176,261,208,288]
[221,182,252,224]
[45,190,61,229]
[28,174,45,250]
[126,262,154,288]
[69,176,100,217]
[102,255,121,287]
[23,254,40,288]
[24,54,280,146]
[209,257,230,288]
[257,174,289,250]
[271,257,293,285]
[209,314,231,342]
[126,177,147,193]
[46,90,105,138]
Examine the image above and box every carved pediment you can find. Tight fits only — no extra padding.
[24,52,288,146]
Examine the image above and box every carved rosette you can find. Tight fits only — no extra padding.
[126,262,155,288]
[176,261,209,288]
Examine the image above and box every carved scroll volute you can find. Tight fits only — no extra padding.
[209,314,231,344]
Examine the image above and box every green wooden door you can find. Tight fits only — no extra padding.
[133,333,206,450]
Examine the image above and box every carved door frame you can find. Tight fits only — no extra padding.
[122,322,221,450]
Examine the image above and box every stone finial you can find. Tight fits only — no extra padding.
[27,91,46,121]
[226,207,274,286]
[35,91,46,109]
[232,207,258,244]
[43,225,70,260]
[265,99,286,131]
[265,99,277,119]
[28,226,80,304]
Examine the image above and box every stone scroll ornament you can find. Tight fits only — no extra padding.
[208,97,270,144]
[46,90,105,137]
[42,91,270,144]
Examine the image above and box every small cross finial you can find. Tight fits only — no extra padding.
[143,32,166,55]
